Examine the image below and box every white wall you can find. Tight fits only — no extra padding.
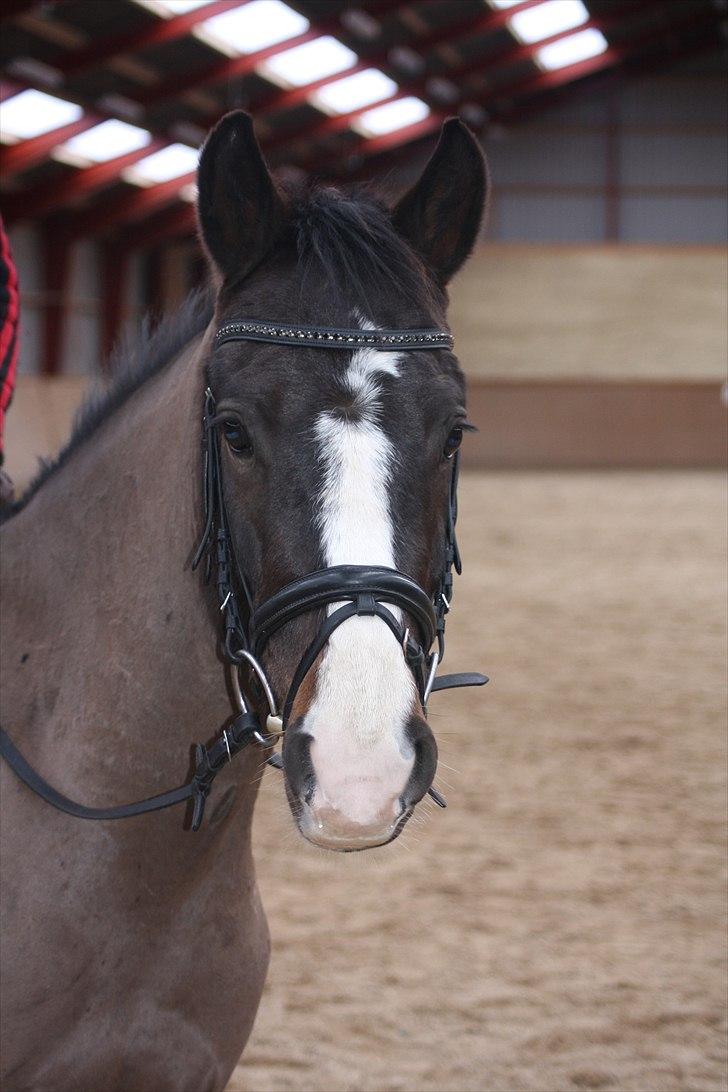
[449,245,728,380]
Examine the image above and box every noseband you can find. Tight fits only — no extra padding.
[0,320,487,831]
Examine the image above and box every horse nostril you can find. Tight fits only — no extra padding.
[282,729,316,806]
[401,716,438,808]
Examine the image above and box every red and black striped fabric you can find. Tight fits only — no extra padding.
[0,215,19,463]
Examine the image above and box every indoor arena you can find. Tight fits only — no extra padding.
[1,3,725,1091]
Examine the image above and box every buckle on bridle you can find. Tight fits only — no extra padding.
[230,652,284,756]
[423,651,439,706]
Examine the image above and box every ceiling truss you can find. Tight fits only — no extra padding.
[0,0,724,242]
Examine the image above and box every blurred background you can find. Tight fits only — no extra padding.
[1,0,726,478]
[1,3,726,1091]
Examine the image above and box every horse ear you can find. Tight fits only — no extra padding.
[392,117,488,285]
[197,110,287,282]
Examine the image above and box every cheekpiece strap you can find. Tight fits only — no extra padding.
[214,320,453,352]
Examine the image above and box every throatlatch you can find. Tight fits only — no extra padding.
[0,320,487,831]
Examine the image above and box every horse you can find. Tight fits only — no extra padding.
[0,111,487,1091]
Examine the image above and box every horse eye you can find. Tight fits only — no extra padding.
[444,427,463,459]
[222,420,253,457]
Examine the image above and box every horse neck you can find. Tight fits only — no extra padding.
[1,330,254,837]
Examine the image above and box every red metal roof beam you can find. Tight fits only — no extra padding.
[95,7,725,233]
[70,171,197,238]
[340,113,445,161]
[2,138,168,224]
[135,0,402,108]
[248,0,545,120]
[298,6,705,177]
[55,0,249,79]
[482,6,718,115]
[113,203,198,256]
[263,0,648,155]
[0,112,103,176]
[493,27,721,130]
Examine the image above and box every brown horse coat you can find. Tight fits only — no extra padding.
[1,331,270,1092]
[0,110,487,1090]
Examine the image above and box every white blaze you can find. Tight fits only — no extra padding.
[304,346,416,824]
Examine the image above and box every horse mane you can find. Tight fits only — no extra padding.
[3,286,214,520]
[289,184,438,317]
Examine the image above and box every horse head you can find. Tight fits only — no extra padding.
[196,112,487,851]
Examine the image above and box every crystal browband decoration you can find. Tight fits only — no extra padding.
[214,320,454,352]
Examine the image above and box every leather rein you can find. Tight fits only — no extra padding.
[0,320,487,831]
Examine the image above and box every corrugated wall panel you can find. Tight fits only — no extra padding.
[620,195,728,243]
[488,130,606,186]
[620,131,727,187]
[64,240,100,376]
[494,194,605,241]
[619,77,728,125]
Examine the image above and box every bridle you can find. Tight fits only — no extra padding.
[0,320,487,831]
[195,328,465,729]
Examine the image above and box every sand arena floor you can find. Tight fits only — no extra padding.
[227,471,727,1092]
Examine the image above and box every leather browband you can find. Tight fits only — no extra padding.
[214,320,453,352]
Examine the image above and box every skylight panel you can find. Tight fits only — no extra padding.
[160,0,214,12]
[354,97,430,138]
[509,0,589,45]
[536,26,607,69]
[194,0,309,57]
[122,142,198,185]
[0,90,83,143]
[131,0,213,14]
[311,68,397,116]
[53,119,151,167]
[258,36,356,89]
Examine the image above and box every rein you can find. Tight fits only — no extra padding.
[0,320,487,831]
